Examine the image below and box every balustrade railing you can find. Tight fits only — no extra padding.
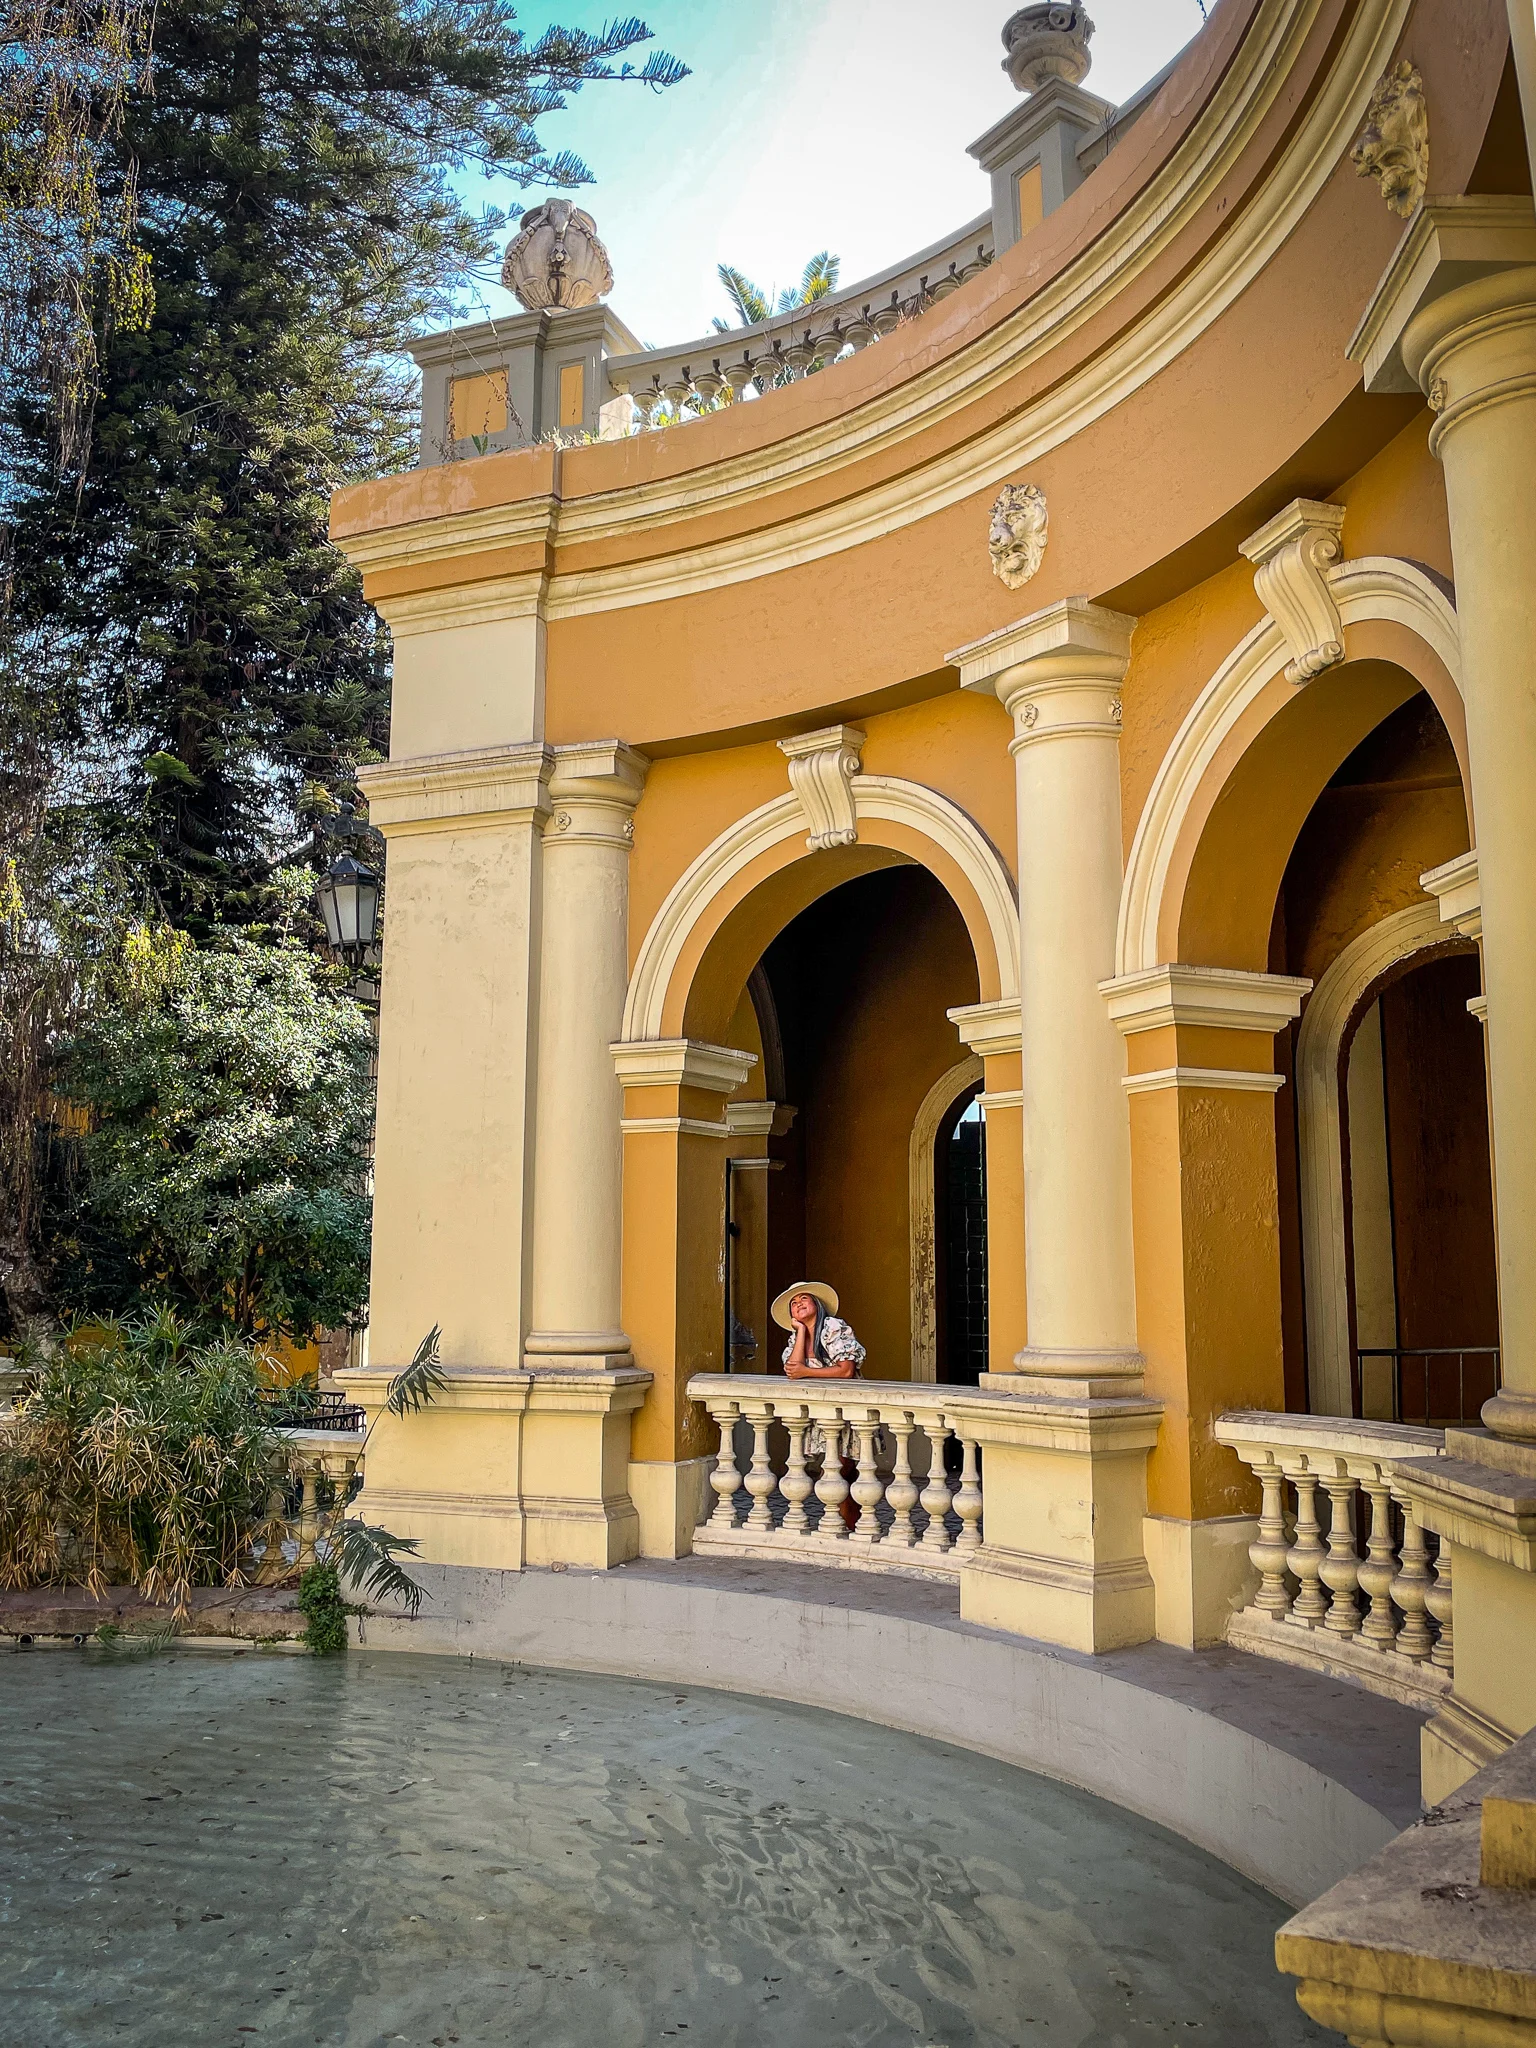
[687,1374,983,1578]
[262,1426,366,1573]
[605,216,995,431]
[1215,1411,1452,1709]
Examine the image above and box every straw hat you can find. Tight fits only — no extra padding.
[770,1280,839,1330]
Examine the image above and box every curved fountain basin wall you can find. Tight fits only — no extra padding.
[355,1558,1425,1908]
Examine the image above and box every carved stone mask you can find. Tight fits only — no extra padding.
[988,483,1050,591]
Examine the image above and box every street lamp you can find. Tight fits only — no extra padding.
[315,803,381,975]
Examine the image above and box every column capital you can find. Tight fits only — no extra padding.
[1101,964,1312,1037]
[948,597,1136,747]
[610,1038,758,1095]
[546,740,650,847]
[357,740,552,837]
[1348,196,1536,398]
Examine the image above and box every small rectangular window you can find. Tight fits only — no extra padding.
[559,361,586,428]
[1016,161,1045,239]
[450,368,509,443]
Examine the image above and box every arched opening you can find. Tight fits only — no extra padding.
[746,865,982,1381]
[1267,690,1497,1421]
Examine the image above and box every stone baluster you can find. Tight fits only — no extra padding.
[723,359,757,402]
[812,1409,851,1539]
[1318,1473,1362,1638]
[743,1406,777,1530]
[1426,1539,1454,1673]
[709,1401,744,1527]
[885,1415,920,1549]
[919,1418,955,1551]
[954,1436,984,1554]
[780,1410,815,1535]
[297,1463,320,1569]
[1390,1485,1436,1663]
[848,1415,886,1547]
[1287,1465,1330,1625]
[1249,1458,1294,1617]
[1355,1474,1399,1651]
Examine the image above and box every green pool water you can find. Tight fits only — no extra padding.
[0,1646,1329,2047]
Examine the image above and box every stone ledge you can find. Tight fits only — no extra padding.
[0,1586,305,1643]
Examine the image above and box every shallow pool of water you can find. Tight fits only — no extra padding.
[0,1647,1329,2047]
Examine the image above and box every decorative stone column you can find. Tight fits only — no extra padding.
[951,598,1141,1390]
[1353,201,1536,1440]
[1354,199,1536,1793]
[524,741,649,1371]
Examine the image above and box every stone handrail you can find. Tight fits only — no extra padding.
[687,1373,984,1578]
[604,215,995,428]
[1215,1410,1452,1710]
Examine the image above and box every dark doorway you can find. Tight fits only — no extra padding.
[1348,948,1500,1422]
[936,1087,988,1385]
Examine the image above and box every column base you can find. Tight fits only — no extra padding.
[1142,1513,1259,1649]
[1421,1692,1518,1806]
[336,1363,651,1573]
[627,1457,714,1558]
[1482,1387,1536,1443]
[521,1351,635,1373]
[1002,1347,1147,1399]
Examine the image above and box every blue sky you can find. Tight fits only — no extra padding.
[460,0,1211,347]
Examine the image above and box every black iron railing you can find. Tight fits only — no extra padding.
[1356,1346,1500,1427]
[258,1387,366,1433]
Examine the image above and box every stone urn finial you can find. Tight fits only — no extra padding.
[1001,3,1095,94]
[501,198,614,312]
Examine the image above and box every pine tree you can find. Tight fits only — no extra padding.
[4,0,687,933]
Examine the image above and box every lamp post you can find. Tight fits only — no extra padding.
[315,803,382,984]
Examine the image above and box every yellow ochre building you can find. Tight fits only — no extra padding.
[331,3,1536,2034]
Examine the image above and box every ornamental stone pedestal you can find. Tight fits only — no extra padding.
[949,599,1161,1653]
[1352,197,1536,1793]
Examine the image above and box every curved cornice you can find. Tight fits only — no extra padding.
[336,0,1415,621]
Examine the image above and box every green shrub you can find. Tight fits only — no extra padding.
[0,1309,285,1609]
[296,1563,350,1654]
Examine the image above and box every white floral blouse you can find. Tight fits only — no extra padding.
[781,1314,866,1373]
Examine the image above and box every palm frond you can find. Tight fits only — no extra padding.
[335,1518,427,1617]
[386,1325,445,1417]
[798,250,841,304]
[717,264,772,328]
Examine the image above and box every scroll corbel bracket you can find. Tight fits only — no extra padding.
[778,725,866,852]
[1240,499,1348,686]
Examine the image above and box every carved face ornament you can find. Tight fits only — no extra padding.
[988,483,1049,590]
[1351,61,1429,220]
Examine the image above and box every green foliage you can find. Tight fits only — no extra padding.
[713,251,842,331]
[4,0,687,937]
[386,1324,445,1416]
[333,1517,427,1618]
[53,932,374,1340]
[296,1561,350,1653]
[0,1308,286,1609]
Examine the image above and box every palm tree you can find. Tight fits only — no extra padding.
[713,251,841,331]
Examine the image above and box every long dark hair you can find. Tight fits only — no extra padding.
[809,1298,829,1365]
